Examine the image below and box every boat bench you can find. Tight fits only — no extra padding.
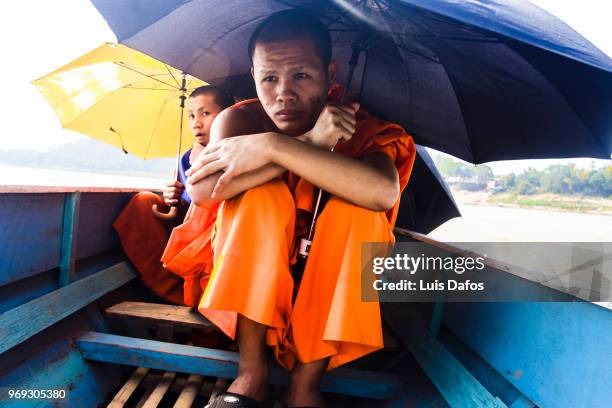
[79,301,407,407]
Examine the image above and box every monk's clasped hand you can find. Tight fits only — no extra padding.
[186,132,272,195]
[304,102,359,149]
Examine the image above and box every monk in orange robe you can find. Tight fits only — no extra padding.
[113,86,233,306]
[165,11,416,408]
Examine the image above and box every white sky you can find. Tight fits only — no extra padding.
[0,0,610,175]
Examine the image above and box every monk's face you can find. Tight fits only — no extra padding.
[187,93,223,145]
[252,38,336,136]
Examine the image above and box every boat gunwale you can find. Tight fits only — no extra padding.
[0,185,161,194]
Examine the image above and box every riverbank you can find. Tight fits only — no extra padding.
[452,188,612,215]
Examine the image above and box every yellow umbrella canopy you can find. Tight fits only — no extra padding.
[33,43,207,159]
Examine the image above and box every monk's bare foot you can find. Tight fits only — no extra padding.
[230,315,269,402]
[226,364,269,402]
[286,359,328,407]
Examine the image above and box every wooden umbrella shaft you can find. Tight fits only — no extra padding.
[152,75,187,220]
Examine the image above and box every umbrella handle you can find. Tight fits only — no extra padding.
[151,204,178,220]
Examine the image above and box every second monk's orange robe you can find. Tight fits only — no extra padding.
[162,99,416,371]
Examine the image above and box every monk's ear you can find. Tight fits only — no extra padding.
[327,60,338,84]
[250,66,254,78]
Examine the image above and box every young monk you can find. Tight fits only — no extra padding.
[177,10,416,408]
[113,86,233,306]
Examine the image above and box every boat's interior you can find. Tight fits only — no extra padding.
[1,187,609,407]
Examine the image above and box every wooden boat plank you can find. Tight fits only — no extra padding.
[108,367,149,408]
[0,193,64,285]
[0,191,130,287]
[77,331,405,400]
[0,261,136,354]
[106,301,217,330]
[383,303,507,408]
[75,192,131,259]
[59,192,81,286]
[141,371,176,408]
[0,185,159,193]
[173,374,204,408]
[438,328,536,408]
[442,301,612,408]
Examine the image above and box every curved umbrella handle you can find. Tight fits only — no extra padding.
[151,204,178,220]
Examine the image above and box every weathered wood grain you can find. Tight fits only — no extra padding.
[106,301,216,330]
[0,261,136,354]
[173,374,204,408]
[141,371,176,408]
[0,193,63,285]
[108,367,149,408]
[78,332,405,400]
[383,303,507,408]
[59,192,81,286]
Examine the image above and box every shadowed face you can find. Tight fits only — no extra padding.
[187,93,223,145]
[251,37,336,136]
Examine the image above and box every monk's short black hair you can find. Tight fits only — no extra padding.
[248,10,332,68]
[189,85,235,109]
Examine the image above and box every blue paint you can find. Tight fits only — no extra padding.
[0,193,63,286]
[0,270,58,313]
[443,302,612,408]
[75,193,131,260]
[430,301,444,337]
[383,303,507,407]
[0,262,136,354]
[78,332,405,400]
[1,307,120,408]
[1,192,130,288]
[439,327,536,407]
[59,192,81,287]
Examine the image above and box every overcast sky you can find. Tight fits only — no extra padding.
[0,0,610,174]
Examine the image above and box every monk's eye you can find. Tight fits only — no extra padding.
[263,76,277,82]
[294,73,308,80]
[188,114,195,120]
[203,111,210,116]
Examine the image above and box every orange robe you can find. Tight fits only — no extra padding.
[113,192,186,305]
[162,99,416,371]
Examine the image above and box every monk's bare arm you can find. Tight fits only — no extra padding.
[268,133,399,211]
[188,103,400,211]
[186,107,286,205]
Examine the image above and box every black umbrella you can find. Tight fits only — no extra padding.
[400,145,460,234]
[91,0,612,163]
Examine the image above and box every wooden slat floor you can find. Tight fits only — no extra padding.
[101,302,392,407]
[107,367,351,408]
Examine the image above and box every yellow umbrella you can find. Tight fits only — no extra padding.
[33,42,206,159]
[34,43,207,218]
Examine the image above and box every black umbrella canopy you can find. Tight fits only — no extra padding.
[92,0,612,163]
[398,145,460,234]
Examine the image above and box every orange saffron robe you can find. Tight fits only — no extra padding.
[162,99,416,371]
[113,192,186,305]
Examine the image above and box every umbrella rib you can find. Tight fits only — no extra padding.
[206,14,269,50]
[144,88,180,158]
[405,13,497,163]
[60,84,133,140]
[164,64,182,88]
[114,61,179,89]
[367,0,474,160]
[272,0,355,30]
[123,86,179,91]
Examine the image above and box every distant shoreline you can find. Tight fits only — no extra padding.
[452,188,612,215]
